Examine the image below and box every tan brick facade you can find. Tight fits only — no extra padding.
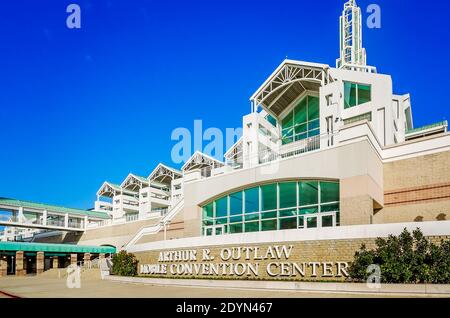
[36,252,44,275]
[376,151,450,223]
[15,251,25,276]
[385,182,450,207]
[0,256,7,277]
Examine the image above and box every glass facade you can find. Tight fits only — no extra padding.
[344,81,371,109]
[281,95,320,145]
[201,180,340,236]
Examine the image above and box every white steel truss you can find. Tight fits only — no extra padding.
[121,173,149,192]
[224,137,243,167]
[96,182,122,198]
[182,151,224,173]
[251,61,334,116]
[148,163,182,184]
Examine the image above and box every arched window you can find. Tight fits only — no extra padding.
[201,180,339,236]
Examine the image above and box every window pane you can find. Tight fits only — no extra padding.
[294,98,307,125]
[322,215,333,227]
[279,217,297,230]
[308,96,319,120]
[294,123,307,134]
[308,129,320,138]
[320,181,339,203]
[261,211,277,219]
[203,203,214,218]
[202,219,213,227]
[244,187,259,213]
[299,206,319,215]
[266,114,277,127]
[295,132,308,141]
[282,125,294,145]
[306,217,317,228]
[215,197,228,218]
[279,208,297,217]
[281,111,293,129]
[261,184,277,211]
[279,182,297,208]
[261,219,277,231]
[245,213,259,221]
[216,217,227,225]
[321,203,339,213]
[244,221,259,233]
[298,216,304,228]
[358,84,371,104]
[299,181,319,206]
[206,228,213,236]
[282,134,294,145]
[308,119,320,131]
[344,82,357,109]
[229,191,243,215]
[229,223,243,234]
[229,215,243,223]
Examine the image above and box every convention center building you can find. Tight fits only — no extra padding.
[1,0,449,280]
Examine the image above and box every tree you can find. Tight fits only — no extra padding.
[349,228,450,284]
[111,251,138,277]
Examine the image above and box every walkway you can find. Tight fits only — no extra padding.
[0,274,430,298]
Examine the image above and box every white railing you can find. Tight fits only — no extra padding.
[47,219,65,227]
[125,197,185,247]
[150,208,168,216]
[126,214,139,222]
[243,133,326,168]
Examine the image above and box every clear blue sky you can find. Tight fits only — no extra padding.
[0,0,449,210]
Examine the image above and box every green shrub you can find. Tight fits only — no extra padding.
[111,251,138,277]
[349,228,450,284]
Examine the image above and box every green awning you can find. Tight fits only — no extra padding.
[0,242,116,254]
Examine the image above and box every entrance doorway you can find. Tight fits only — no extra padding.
[204,225,225,236]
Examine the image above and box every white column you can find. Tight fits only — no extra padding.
[43,210,48,226]
[64,213,69,228]
[84,215,88,230]
[18,207,24,223]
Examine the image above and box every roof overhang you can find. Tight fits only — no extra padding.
[96,182,122,198]
[148,163,182,184]
[121,173,149,191]
[182,151,225,173]
[250,59,334,118]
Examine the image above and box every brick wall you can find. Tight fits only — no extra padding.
[376,151,450,223]
[133,235,450,282]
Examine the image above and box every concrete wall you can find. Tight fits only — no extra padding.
[182,139,384,237]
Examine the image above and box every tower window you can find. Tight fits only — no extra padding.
[344,81,371,108]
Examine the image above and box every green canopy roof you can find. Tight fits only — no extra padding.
[0,197,111,219]
[0,242,116,254]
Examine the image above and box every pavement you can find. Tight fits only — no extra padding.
[0,272,440,298]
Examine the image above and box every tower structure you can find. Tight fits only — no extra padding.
[336,0,376,73]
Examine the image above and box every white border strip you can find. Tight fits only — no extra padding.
[127,220,450,253]
[105,276,450,296]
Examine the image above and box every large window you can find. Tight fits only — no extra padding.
[281,95,320,145]
[344,81,371,109]
[201,180,340,236]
